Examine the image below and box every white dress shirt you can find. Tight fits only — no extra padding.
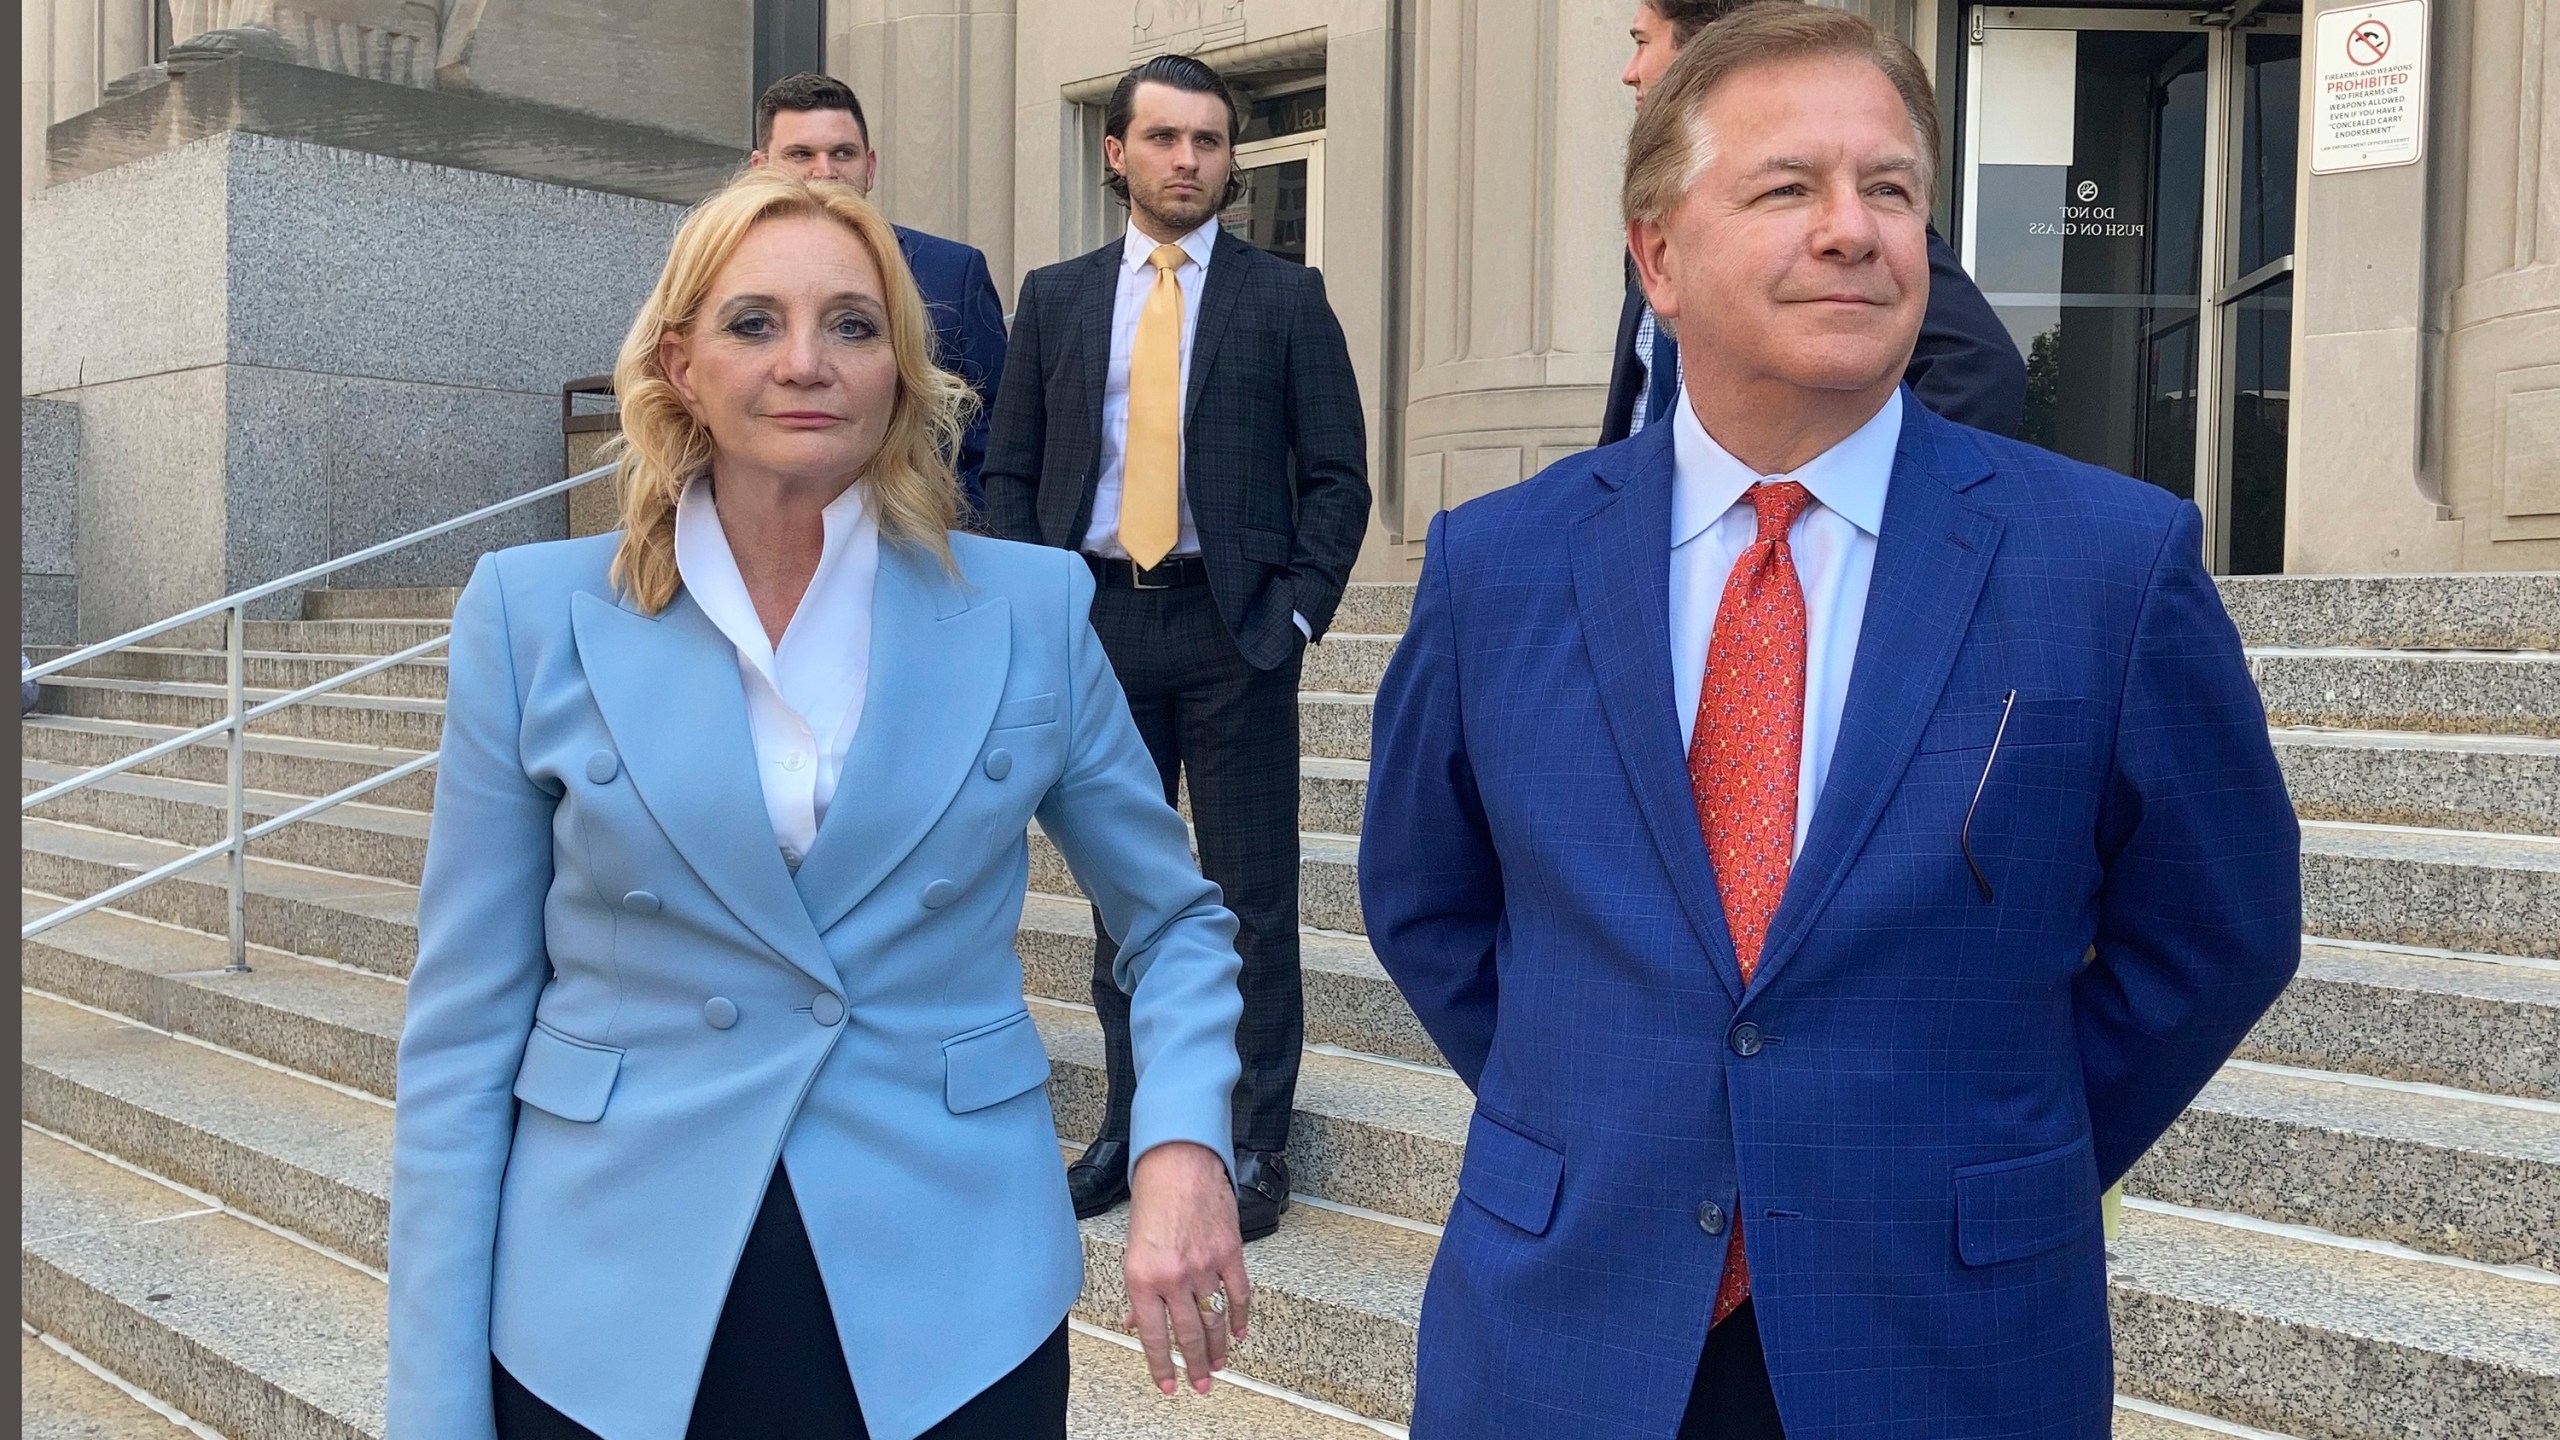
[674,476,879,863]
[1083,216,1218,560]
[1670,388,1900,860]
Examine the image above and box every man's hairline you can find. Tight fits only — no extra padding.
[1644,56,1936,222]
[760,102,869,154]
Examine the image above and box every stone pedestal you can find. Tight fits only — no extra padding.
[22,127,687,640]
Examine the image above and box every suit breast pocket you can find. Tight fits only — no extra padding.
[1916,696,2092,755]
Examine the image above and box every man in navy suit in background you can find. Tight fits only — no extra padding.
[1362,8,2298,1437]
[1602,0,2026,445]
[753,73,1010,516]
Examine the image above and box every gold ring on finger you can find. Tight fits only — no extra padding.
[1195,1289,1228,1317]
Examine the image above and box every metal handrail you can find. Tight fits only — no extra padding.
[20,461,620,967]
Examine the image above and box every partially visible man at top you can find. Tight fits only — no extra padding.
[1602,0,2026,445]
[751,73,1009,517]
[984,54,1371,1246]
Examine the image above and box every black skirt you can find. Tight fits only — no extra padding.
[492,1164,1069,1440]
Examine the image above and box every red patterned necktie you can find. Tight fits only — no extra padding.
[1688,479,1815,1328]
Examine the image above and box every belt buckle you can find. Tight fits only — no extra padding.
[1131,559,1171,590]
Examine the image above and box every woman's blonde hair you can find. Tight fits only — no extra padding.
[606,167,973,613]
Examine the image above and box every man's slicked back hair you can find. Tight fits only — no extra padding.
[1622,3,1941,225]
[1103,53,1247,209]
[756,71,867,150]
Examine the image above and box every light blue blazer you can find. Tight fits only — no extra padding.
[388,530,1244,1440]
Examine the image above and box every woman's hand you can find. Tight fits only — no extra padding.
[1122,1140,1252,1395]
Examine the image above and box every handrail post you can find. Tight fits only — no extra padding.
[225,602,251,974]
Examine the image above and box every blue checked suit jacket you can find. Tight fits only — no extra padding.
[1360,397,2301,1439]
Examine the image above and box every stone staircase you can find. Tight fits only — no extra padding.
[21,573,2560,1440]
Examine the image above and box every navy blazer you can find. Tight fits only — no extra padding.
[1600,230,2029,442]
[896,225,1009,515]
[1360,400,2300,1438]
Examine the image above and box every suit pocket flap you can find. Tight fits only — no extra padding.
[512,1023,624,1123]
[944,1010,1052,1114]
[1458,1105,1564,1236]
[991,693,1059,729]
[1953,1136,2098,1266]
[1237,525,1292,565]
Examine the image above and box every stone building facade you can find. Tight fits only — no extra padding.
[21,0,2560,637]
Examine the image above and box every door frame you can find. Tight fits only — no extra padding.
[1960,5,2300,572]
[1232,132,1326,270]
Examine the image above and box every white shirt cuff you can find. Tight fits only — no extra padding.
[1293,611,1313,641]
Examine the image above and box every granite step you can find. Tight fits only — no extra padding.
[2214,573,2560,652]
[2242,943,2560,1102]
[303,585,460,621]
[1036,998,1466,1228]
[22,993,393,1269]
[1029,825,1368,937]
[243,618,450,657]
[21,1328,204,1439]
[1300,693,1374,763]
[20,1126,387,1440]
[2249,647,2560,739]
[2299,822,2560,960]
[24,762,431,887]
[21,894,404,1102]
[2273,728,2560,836]
[34,675,447,752]
[19,715,436,812]
[2131,1060,2560,1270]
[1016,892,1442,1070]
[32,647,452,702]
[23,820,424,981]
[1300,635,1397,697]
[2108,1202,2560,1440]
[1329,583,1414,638]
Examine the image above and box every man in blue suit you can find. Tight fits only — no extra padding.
[753,74,1010,515]
[1360,10,2300,1439]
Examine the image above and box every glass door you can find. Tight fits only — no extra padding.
[1226,133,1324,268]
[1962,6,2300,572]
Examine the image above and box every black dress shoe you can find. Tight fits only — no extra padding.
[1067,1138,1132,1219]
[1234,1150,1292,1242]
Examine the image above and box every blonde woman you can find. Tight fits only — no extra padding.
[389,170,1251,1440]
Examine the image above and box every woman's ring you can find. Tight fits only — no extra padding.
[1195,1290,1228,1317]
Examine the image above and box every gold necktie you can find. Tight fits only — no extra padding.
[1120,243,1187,569]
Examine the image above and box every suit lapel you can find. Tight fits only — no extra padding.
[1184,230,1251,425]
[1748,403,2002,995]
[1067,242,1120,544]
[1570,425,1745,1004]
[570,589,835,990]
[792,542,1011,938]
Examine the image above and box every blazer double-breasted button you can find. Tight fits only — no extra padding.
[702,997,738,1030]
[1729,1021,1763,1058]
[810,993,846,1027]
[622,890,661,916]
[921,879,960,910]
[586,750,620,785]
[1696,1200,1727,1236]
[983,749,1013,781]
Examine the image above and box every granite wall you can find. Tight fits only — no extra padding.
[21,130,687,638]
[22,398,82,645]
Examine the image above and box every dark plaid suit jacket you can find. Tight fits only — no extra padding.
[982,229,1371,672]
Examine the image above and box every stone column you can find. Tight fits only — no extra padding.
[2286,0,2469,572]
[22,0,155,197]
[1392,0,1630,566]
[437,0,752,147]
[2437,0,2560,569]
[828,0,1018,287]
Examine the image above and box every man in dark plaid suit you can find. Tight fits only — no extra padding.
[983,54,1371,1241]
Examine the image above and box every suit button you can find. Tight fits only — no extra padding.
[586,750,620,784]
[1729,1022,1762,1057]
[810,993,846,1027]
[1697,1201,1727,1236]
[622,890,661,915]
[703,997,738,1030]
[921,879,959,909]
[984,749,1013,781]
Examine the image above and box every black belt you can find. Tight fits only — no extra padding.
[1085,553,1209,590]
